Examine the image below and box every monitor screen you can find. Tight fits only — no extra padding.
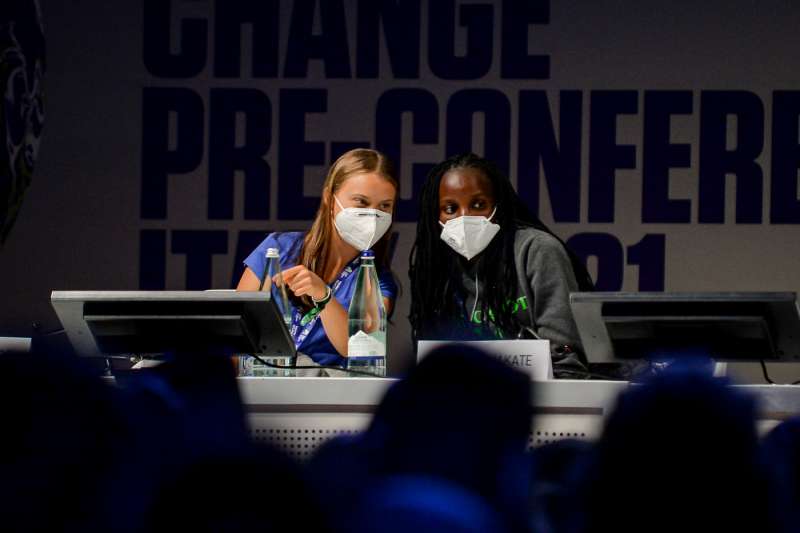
[569,292,800,363]
[50,291,295,358]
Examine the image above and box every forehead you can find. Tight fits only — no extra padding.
[337,172,396,196]
[439,167,493,198]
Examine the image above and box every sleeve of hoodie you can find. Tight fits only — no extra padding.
[518,230,583,353]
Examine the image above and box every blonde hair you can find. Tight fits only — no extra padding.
[297,148,398,308]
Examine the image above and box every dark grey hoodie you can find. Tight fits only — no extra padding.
[457,226,584,358]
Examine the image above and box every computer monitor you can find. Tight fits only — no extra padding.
[569,292,800,364]
[50,291,295,359]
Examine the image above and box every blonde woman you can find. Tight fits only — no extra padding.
[237,149,398,366]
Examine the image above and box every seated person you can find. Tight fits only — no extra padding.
[408,153,594,371]
[237,149,398,367]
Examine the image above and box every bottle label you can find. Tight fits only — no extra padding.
[348,330,386,357]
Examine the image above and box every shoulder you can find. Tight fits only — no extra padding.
[257,231,305,255]
[244,231,306,269]
[512,226,573,271]
[273,231,305,253]
[513,226,565,253]
[511,227,580,294]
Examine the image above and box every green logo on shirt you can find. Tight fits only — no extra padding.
[470,295,529,324]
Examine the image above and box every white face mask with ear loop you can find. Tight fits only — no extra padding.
[333,195,392,251]
[439,206,500,261]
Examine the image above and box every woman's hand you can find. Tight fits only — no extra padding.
[281,265,329,301]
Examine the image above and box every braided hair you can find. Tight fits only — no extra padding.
[408,153,594,342]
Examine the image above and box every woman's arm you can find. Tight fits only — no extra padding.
[281,265,349,356]
[317,298,350,356]
[524,233,582,351]
[282,265,394,356]
[236,267,263,291]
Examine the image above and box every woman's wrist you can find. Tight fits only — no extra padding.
[312,285,333,309]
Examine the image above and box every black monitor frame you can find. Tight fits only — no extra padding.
[569,292,800,364]
[50,291,295,359]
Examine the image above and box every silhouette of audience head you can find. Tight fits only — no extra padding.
[311,344,532,532]
[530,439,593,533]
[145,446,329,533]
[348,475,507,533]
[0,351,134,530]
[0,349,328,532]
[576,365,780,533]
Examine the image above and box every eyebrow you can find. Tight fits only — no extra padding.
[351,193,394,203]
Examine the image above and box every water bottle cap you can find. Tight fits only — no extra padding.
[266,248,280,258]
[360,250,375,259]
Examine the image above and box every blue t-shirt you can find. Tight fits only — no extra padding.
[243,232,398,367]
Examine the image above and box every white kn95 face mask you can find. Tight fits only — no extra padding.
[333,195,392,251]
[439,207,500,260]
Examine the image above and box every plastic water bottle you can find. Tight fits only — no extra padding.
[347,250,387,377]
[249,247,293,377]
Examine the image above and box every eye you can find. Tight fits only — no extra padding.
[472,200,486,210]
[442,203,456,215]
[353,197,368,206]
[380,202,393,211]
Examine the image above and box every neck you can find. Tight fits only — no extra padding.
[326,230,360,281]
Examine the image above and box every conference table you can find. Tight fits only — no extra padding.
[47,290,800,461]
[238,376,800,461]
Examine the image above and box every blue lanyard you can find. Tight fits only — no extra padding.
[289,260,358,348]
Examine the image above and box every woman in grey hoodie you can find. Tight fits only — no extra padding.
[408,153,594,373]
